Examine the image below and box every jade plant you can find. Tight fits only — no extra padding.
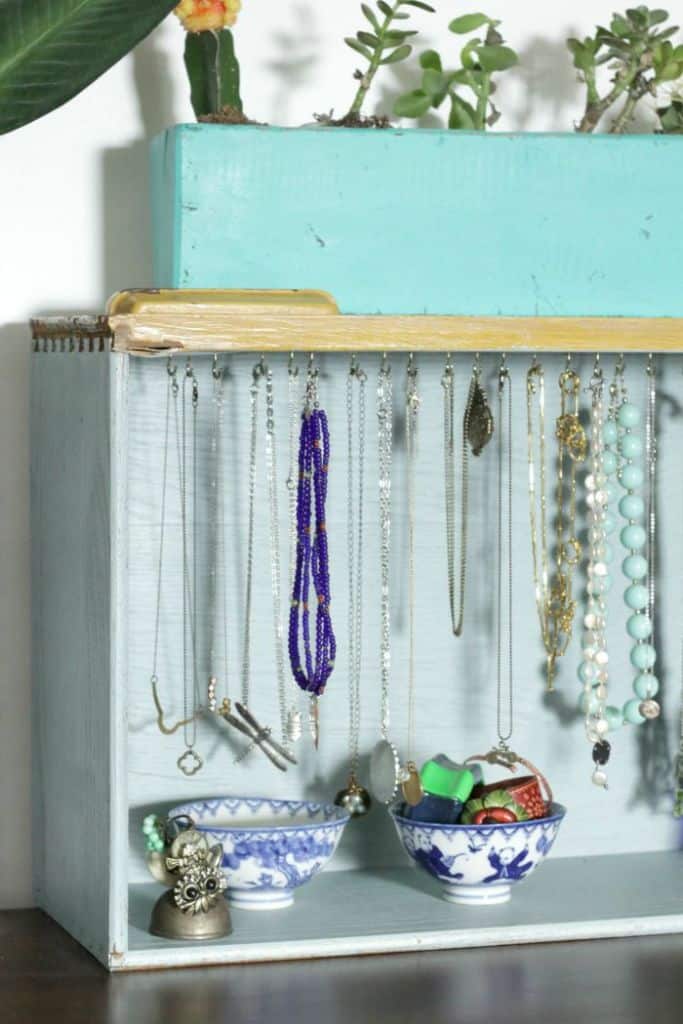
[394,13,518,129]
[568,6,683,132]
[337,0,435,126]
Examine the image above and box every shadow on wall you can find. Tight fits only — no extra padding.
[266,3,321,125]
[100,33,177,300]
[0,323,32,908]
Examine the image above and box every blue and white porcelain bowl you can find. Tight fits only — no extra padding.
[391,803,566,906]
[169,797,350,910]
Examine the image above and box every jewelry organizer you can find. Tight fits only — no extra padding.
[30,127,683,970]
[30,291,683,970]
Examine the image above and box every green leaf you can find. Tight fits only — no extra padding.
[648,9,671,26]
[383,29,417,44]
[0,0,178,135]
[357,30,379,47]
[476,44,518,72]
[449,13,491,34]
[460,38,482,68]
[345,37,373,60]
[381,44,412,64]
[448,92,477,129]
[361,3,380,31]
[393,88,433,118]
[402,1,436,11]
[656,60,682,81]
[421,67,444,96]
[420,49,442,71]
[184,30,242,118]
[611,14,633,37]
[377,1,393,17]
[567,38,596,72]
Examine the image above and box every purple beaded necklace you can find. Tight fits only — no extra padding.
[288,390,336,698]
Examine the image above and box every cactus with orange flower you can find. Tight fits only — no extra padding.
[175,0,243,118]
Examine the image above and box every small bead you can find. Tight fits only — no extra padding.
[624,583,649,610]
[579,689,599,714]
[623,698,646,725]
[595,684,608,701]
[603,513,617,535]
[620,463,644,490]
[619,433,643,459]
[622,554,648,580]
[620,524,647,550]
[592,740,611,764]
[592,768,608,788]
[630,643,656,670]
[634,673,659,699]
[578,661,597,683]
[603,420,618,445]
[602,450,618,476]
[626,613,652,640]
[617,403,641,428]
[619,494,645,520]
[605,706,623,731]
[639,699,661,720]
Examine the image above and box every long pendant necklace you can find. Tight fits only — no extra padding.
[442,354,493,637]
[369,355,403,804]
[402,355,424,807]
[580,356,613,785]
[177,360,202,776]
[579,356,660,788]
[467,359,554,807]
[216,358,297,771]
[207,356,230,718]
[527,358,586,690]
[335,357,372,817]
[288,356,336,747]
[150,359,195,739]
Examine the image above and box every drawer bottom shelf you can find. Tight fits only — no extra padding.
[123,851,683,971]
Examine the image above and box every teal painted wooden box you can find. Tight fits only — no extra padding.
[150,124,683,316]
[31,126,683,972]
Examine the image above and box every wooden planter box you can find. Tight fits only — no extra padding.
[31,126,683,970]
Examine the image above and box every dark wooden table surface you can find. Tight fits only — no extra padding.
[2,909,682,1024]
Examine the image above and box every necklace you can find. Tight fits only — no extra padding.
[288,357,336,746]
[442,354,493,637]
[527,358,586,690]
[335,357,372,817]
[177,360,202,776]
[579,356,660,788]
[580,356,612,785]
[369,355,403,804]
[207,356,230,718]
[401,355,424,807]
[285,355,303,744]
[228,358,283,766]
[150,359,195,739]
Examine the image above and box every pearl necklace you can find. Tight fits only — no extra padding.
[579,357,660,788]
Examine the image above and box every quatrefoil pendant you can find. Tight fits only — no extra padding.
[177,748,203,777]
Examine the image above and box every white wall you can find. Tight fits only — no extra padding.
[0,0,675,909]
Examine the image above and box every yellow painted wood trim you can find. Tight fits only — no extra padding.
[106,289,340,317]
[109,311,683,356]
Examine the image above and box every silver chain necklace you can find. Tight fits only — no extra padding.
[150,360,195,741]
[496,357,514,746]
[207,356,230,716]
[335,357,371,817]
[177,360,202,776]
[285,356,303,743]
[401,355,423,807]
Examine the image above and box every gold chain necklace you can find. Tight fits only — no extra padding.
[527,358,587,690]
